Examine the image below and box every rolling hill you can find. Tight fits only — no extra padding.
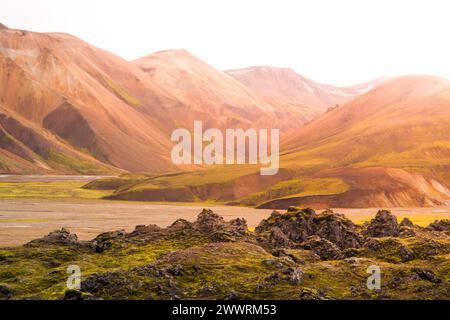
[101,75,450,208]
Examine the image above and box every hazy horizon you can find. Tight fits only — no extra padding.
[1,0,450,86]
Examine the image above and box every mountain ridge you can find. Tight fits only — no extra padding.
[0,26,379,174]
[226,66,386,112]
[100,75,450,208]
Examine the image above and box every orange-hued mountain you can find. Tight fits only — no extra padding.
[266,75,450,208]
[0,26,330,174]
[134,51,319,132]
[109,75,450,208]
[3,25,449,209]
[226,66,384,112]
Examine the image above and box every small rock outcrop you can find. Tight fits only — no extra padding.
[285,267,304,285]
[195,210,249,241]
[427,219,450,233]
[301,236,343,260]
[400,218,414,228]
[93,230,126,253]
[256,208,316,244]
[411,268,442,284]
[363,210,400,237]
[310,210,363,249]
[256,208,362,250]
[299,288,327,300]
[0,284,14,299]
[127,209,249,243]
[25,228,78,246]
[363,238,415,262]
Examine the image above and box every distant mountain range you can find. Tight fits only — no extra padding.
[226,66,385,112]
[100,75,450,208]
[0,25,367,174]
[2,24,450,208]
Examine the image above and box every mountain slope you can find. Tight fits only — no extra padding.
[0,27,319,174]
[0,27,182,173]
[284,75,450,161]
[104,75,450,207]
[266,75,450,207]
[133,50,318,132]
[226,66,384,112]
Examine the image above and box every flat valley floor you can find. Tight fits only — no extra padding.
[0,175,449,247]
[0,198,449,247]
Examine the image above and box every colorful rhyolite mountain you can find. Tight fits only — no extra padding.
[226,66,385,112]
[2,25,449,208]
[99,76,450,208]
[0,25,351,174]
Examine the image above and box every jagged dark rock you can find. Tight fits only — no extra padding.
[4,208,450,300]
[93,230,126,253]
[301,236,343,260]
[427,219,450,233]
[342,248,360,258]
[163,264,184,276]
[228,218,248,235]
[285,267,304,284]
[224,290,239,300]
[256,208,362,250]
[265,272,282,283]
[411,268,442,283]
[80,270,150,299]
[256,208,315,245]
[25,228,78,246]
[299,288,326,300]
[399,245,415,262]
[272,249,298,262]
[0,23,8,30]
[131,224,162,235]
[409,238,450,259]
[262,259,284,269]
[399,226,416,238]
[363,237,415,262]
[400,218,414,228]
[196,209,223,232]
[266,226,294,247]
[125,209,249,243]
[310,210,363,249]
[197,283,221,296]
[0,284,14,299]
[364,210,400,237]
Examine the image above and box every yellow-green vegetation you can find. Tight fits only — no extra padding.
[102,75,141,107]
[83,173,151,191]
[95,166,271,202]
[128,166,260,190]
[0,181,111,200]
[0,236,448,300]
[236,178,349,206]
[48,150,113,175]
[354,141,450,169]
[0,207,449,300]
[0,235,209,299]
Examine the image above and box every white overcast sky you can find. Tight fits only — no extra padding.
[1,0,450,86]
